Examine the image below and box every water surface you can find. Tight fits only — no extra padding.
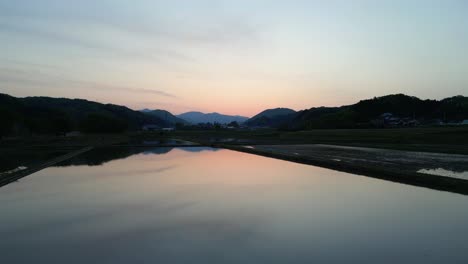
[1,147,467,264]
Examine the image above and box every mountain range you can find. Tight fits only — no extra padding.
[0,93,170,135]
[176,111,248,124]
[140,109,188,125]
[243,94,467,129]
[1,93,467,137]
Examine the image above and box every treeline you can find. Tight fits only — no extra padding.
[0,94,169,137]
[290,94,468,129]
[284,94,468,130]
[175,121,240,130]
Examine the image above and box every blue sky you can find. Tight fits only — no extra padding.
[1,0,467,116]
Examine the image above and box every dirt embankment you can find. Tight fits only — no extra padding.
[219,144,468,195]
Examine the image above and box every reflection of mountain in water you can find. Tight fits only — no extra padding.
[56,147,218,167]
[142,147,174,155]
[178,147,220,153]
[141,146,219,155]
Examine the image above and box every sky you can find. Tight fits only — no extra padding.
[1,0,467,117]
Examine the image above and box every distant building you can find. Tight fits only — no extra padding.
[162,127,175,131]
[142,124,160,131]
[378,112,419,127]
[461,120,468,125]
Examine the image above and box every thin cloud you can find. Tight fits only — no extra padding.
[92,85,178,99]
[106,18,261,47]
[0,58,61,70]
[0,21,195,63]
[66,79,178,98]
[0,67,178,98]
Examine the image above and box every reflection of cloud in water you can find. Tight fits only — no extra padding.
[105,165,177,178]
[1,200,198,240]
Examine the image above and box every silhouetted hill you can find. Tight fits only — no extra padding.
[291,94,468,129]
[177,111,248,124]
[439,96,468,121]
[140,109,188,125]
[1,93,466,136]
[246,108,296,127]
[0,93,170,136]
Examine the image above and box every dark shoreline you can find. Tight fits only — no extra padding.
[216,144,468,196]
[0,146,93,188]
[0,144,202,188]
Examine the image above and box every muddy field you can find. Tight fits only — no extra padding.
[251,144,468,177]
[222,144,468,195]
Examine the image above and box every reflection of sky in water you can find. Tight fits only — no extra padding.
[1,148,468,264]
[140,146,220,158]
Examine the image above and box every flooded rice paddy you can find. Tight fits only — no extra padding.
[1,147,467,264]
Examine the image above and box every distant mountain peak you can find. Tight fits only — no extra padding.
[246,107,297,127]
[177,111,248,124]
[140,109,188,125]
[249,108,296,120]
